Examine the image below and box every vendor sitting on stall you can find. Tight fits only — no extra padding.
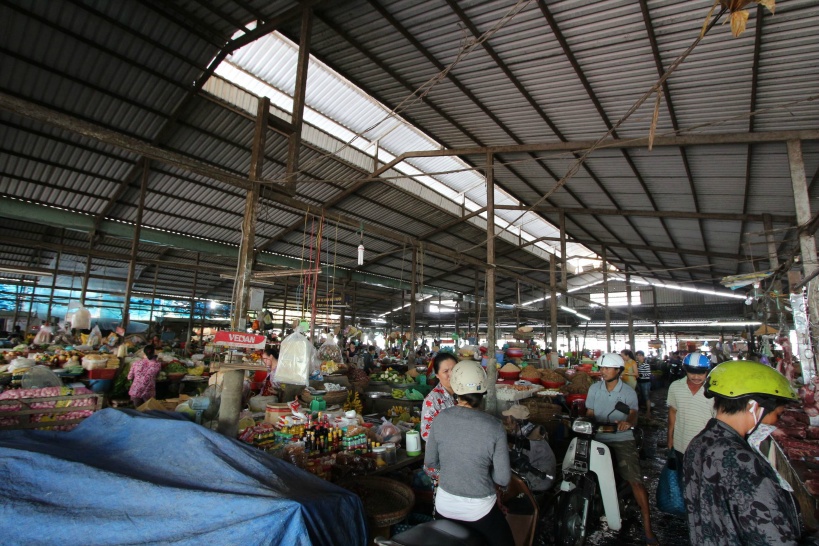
[420,352,457,442]
[128,345,161,408]
[362,345,377,375]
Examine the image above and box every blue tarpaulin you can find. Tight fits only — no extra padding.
[0,409,368,545]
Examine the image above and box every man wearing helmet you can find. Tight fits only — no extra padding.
[424,360,515,545]
[586,353,657,544]
[683,360,802,545]
[666,352,714,464]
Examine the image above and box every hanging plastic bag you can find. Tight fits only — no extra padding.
[656,450,686,516]
[274,326,315,385]
[261,309,274,331]
[70,304,91,330]
[318,336,343,374]
[32,324,53,345]
[86,325,103,347]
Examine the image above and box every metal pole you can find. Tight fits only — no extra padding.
[186,253,200,346]
[485,152,498,414]
[123,159,150,329]
[46,229,64,324]
[474,270,480,341]
[559,211,567,291]
[11,285,20,332]
[284,7,313,195]
[410,248,417,350]
[80,243,93,305]
[282,280,289,332]
[602,249,611,352]
[626,270,635,350]
[148,267,158,330]
[218,96,269,438]
[550,254,558,352]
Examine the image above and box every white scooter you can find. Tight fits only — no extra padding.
[554,401,638,546]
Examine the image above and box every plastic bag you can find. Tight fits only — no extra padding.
[318,337,343,365]
[377,417,402,444]
[32,324,52,345]
[86,325,102,347]
[656,450,686,515]
[274,326,315,386]
[21,365,61,389]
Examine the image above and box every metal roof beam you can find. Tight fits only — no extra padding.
[521,236,748,262]
[377,130,819,163]
[358,1,663,281]
[493,205,793,224]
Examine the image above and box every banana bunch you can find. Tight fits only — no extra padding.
[343,391,363,414]
[392,389,406,399]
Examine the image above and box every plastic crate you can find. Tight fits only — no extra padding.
[86,367,117,380]
[0,392,103,430]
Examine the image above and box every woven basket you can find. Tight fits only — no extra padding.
[300,388,348,406]
[522,398,563,424]
[337,476,415,527]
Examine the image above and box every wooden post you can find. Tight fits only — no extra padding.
[550,254,558,352]
[626,270,635,350]
[281,280,289,332]
[123,159,150,329]
[148,267,158,330]
[602,248,611,352]
[560,211,567,291]
[218,96,269,437]
[284,7,313,195]
[409,248,418,350]
[186,253,200,345]
[46,229,64,324]
[485,152,498,414]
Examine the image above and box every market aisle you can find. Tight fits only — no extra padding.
[540,385,691,546]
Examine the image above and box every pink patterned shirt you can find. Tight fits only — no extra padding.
[421,383,455,442]
[127,358,161,399]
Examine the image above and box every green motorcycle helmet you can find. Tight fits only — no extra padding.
[705,360,798,402]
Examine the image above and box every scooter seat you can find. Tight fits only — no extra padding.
[388,519,487,546]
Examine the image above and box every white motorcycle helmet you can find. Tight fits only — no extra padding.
[450,360,488,395]
[596,353,625,368]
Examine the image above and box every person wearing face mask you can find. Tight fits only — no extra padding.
[666,352,714,468]
[420,352,458,442]
[683,360,802,546]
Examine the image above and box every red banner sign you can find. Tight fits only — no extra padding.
[213,331,266,350]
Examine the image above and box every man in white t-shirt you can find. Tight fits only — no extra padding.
[667,352,714,463]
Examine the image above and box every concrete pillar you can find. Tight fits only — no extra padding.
[485,152,498,414]
[218,96,269,437]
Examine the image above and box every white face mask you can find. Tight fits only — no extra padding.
[748,400,764,427]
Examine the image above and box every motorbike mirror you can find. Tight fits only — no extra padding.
[615,401,631,415]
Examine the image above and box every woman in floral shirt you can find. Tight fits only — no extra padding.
[128,345,161,407]
[421,352,458,442]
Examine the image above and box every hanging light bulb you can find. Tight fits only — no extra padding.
[357,224,365,266]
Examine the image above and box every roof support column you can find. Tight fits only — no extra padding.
[485,152,497,414]
[550,254,558,353]
[285,7,313,195]
[560,211,567,291]
[148,268,158,330]
[789,140,816,278]
[410,248,417,352]
[282,280,289,333]
[123,159,150,329]
[219,96,269,438]
[80,242,93,305]
[186,253,200,346]
[603,248,611,353]
[626,270,635,351]
[46,229,64,324]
